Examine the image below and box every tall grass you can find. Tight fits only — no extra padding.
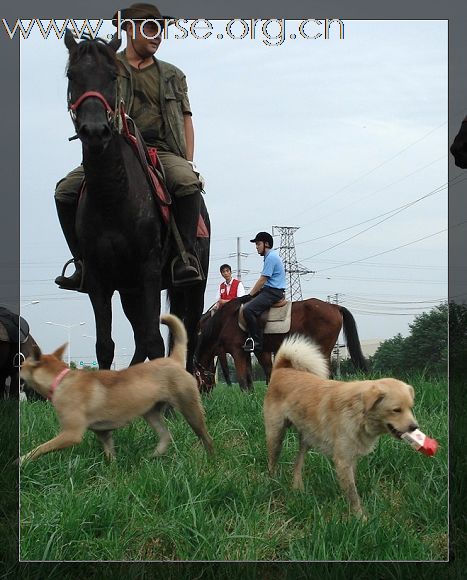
[19,375,447,561]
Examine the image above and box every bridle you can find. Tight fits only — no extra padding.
[68,90,117,128]
[193,359,215,391]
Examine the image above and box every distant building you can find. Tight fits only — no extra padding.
[338,339,382,360]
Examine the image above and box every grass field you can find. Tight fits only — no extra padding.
[19,375,448,561]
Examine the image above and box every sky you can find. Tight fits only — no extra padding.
[19,19,448,368]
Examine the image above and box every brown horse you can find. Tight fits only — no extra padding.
[194,297,367,391]
[195,309,232,387]
[450,116,467,168]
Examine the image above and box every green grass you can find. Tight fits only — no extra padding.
[19,375,448,561]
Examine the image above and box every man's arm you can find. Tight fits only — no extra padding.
[236,281,246,297]
[248,275,268,296]
[183,114,194,161]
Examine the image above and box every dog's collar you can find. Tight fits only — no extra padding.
[48,367,71,401]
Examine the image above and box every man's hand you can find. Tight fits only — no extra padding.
[188,161,206,191]
[237,294,253,304]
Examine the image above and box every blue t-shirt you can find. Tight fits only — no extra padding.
[261,249,286,289]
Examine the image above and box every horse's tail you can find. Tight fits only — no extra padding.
[273,334,329,379]
[160,314,188,367]
[339,306,368,372]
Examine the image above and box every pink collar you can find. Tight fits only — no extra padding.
[48,367,71,401]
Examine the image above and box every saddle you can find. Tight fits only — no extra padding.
[238,300,292,335]
[77,140,209,239]
[0,307,30,344]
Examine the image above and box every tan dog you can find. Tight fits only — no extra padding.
[264,335,418,518]
[20,314,213,464]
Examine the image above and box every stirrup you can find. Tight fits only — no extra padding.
[242,337,255,352]
[170,253,204,287]
[55,258,86,293]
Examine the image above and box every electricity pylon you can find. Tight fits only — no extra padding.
[272,226,315,301]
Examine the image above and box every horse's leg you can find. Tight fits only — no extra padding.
[142,276,165,361]
[256,351,273,385]
[218,350,232,386]
[120,290,163,365]
[231,347,253,391]
[170,284,205,373]
[88,289,114,369]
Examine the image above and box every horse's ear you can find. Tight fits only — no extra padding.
[108,32,122,53]
[32,345,42,361]
[52,343,68,361]
[64,28,78,52]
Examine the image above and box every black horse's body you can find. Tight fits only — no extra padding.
[65,32,209,370]
[1,335,39,399]
[451,118,467,168]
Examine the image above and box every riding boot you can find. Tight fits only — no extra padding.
[172,191,202,285]
[242,309,263,352]
[54,200,84,291]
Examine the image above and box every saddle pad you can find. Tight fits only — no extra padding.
[239,301,292,334]
[0,308,30,343]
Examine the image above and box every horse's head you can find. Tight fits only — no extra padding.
[193,358,216,393]
[65,29,121,152]
[451,118,467,169]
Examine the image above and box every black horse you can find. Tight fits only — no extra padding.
[450,117,467,168]
[0,307,39,399]
[64,31,210,371]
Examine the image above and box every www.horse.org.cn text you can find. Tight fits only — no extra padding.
[1,18,345,46]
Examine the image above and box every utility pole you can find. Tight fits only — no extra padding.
[229,237,248,281]
[328,293,343,378]
[272,226,315,301]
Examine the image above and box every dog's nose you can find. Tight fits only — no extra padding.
[408,423,418,432]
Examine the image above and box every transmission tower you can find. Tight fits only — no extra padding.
[272,226,315,301]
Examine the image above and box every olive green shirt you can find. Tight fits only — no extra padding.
[117,50,192,158]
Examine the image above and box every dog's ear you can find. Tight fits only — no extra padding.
[52,343,68,361]
[31,345,42,361]
[406,383,415,402]
[363,383,385,413]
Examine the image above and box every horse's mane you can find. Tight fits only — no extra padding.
[195,299,242,360]
[67,37,118,69]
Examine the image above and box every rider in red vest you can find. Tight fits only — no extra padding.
[215,264,245,309]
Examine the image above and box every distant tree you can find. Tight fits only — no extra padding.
[370,303,448,377]
[370,333,407,375]
[403,302,447,375]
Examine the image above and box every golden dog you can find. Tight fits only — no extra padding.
[264,335,418,517]
[20,314,213,464]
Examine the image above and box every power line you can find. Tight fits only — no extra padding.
[287,120,448,221]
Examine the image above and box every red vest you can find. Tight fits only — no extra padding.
[220,278,241,301]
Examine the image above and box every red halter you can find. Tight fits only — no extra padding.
[68,90,114,114]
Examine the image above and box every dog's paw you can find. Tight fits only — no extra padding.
[292,479,305,492]
[354,508,368,522]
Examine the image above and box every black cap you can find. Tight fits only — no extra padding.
[250,232,273,248]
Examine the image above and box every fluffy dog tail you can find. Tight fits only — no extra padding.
[273,334,329,379]
[160,314,188,366]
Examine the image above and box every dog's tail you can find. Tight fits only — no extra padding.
[273,334,329,379]
[160,314,188,367]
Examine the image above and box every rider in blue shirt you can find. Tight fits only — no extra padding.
[239,232,286,352]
